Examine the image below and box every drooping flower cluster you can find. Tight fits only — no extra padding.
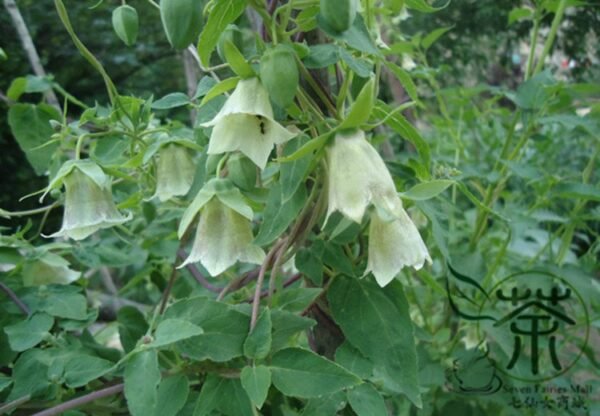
[326,130,431,287]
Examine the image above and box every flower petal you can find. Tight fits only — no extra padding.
[153,144,195,202]
[179,199,264,276]
[203,77,273,126]
[367,206,431,287]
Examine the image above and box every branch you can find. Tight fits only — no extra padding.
[3,0,60,109]
[0,282,30,315]
[177,249,222,293]
[31,383,124,416]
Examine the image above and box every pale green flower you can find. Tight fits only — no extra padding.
[367,206,432,287]
[152,143,195,202]
[178,178,265,276]
[44,160,131,241]
[201,77,296,169]
[326,129,431,287]
[326,129,400,223]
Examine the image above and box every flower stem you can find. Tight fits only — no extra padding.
[532,0,568,76]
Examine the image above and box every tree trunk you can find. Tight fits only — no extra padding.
[4,0,60,109]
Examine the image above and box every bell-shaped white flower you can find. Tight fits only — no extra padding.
[201,77,296,169]
[326,129,400,224]
[366,205,432,287]
[326,129,431,287]
[178,178,265,276]
[44,160,131,241]
[152,143,195,201]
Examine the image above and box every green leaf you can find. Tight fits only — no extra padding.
[164,297,249,362]
[335,341,374,379]
[422,26,453,50]
[64,355,114,388]
[197,0,247,67]
[193,76,217,99]
[22,286,88,321]
[508,7,534,25]
[7,77,27,101]
[0,374,11,394]
[4,313,54,352]
[347,383,387,416]
[301,392,346,415]
[303,44,340,69]
[280,136,312,202]
[374,102,430,176]
[194,375,254,416]
[340,48,373,78]
[269,348,361,398]
[254,183,307,246]
[553,182,600,202]
[276,131,331,163]
[295,246,324,285]
[118,306,148,353]
[319,15,379,55]
[244,308,272,360]
[154,375,189,416]
[124,350,161,416]
[224,40,255,79]
[200,76,240,106]
[151,92,190,110]
[240,365,271,409]
[275,288,322,313]
[340,77,376,129]
[400,180,454,201]
[151,318,204,348]
[328,278,421,407]
[271,310,316,352]
[511,70,555,110]
[405,0,449,13]
[6,349,51,401]
[8,103,61,175]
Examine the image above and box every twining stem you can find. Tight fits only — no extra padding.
[31,384,124,416]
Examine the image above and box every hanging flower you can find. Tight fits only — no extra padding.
[152,143,195,201]
[178,178,265,276]
[43,160,131,241]
[366,206,432,287]
[201,77,296,169]
[326,129,431,287]
[326,129,400,224]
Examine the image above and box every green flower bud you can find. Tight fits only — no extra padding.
[201,78,297,169]
[160,0,203,50]
[153,143,196,202]
[319,0,358,33]
[112,5,139,46]
[45,161,131,241]
[259,44,299,109]
[178,178,265,276]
